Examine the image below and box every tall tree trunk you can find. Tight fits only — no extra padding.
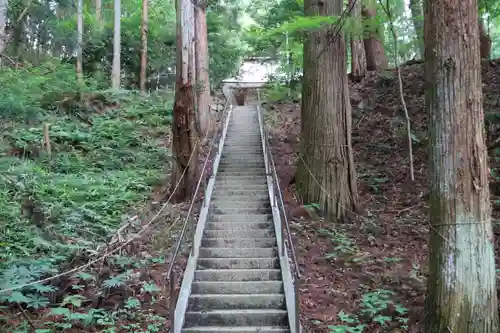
[76,0,83,81]
[11,19,24,57]
[139,0,148,95]
[0,0,7,58]
[170,0,198,202]
[349,0,366,81]
[96,0,103,27]
[424,0,499,331]
[479,18,491,59]
[297,0,358,222]
[111,0,121,89]
[194,3,211,137]
[362,0,388,71]
[409,0,424,59]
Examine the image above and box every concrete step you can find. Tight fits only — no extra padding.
[184,309,288,327]
[216,171,267,176]
[221,154,264,158]
[204,229,275,239]
[211,189,269,197]
[205,222,274,230]
[216,175,267,182]
[209,214,273,222]
[219,161,266,166]
[194,269,282,281]
[209,207,272,215]
[197,257,279,270]
[222,148,263,151]
[191,281,284,294]
[211,195,269,202]
[199,247,278,258]
[223,140,261,142]
[182,326,289,333]
[201,238,277,248]
[218,165,265,170]
[215,179,267,186]
[214,183,268,190]
[187,294,286,311]
[223,147,262,150]
[217,166,266,173]
[222,146,263,149]
[211,201,271,210]
[214,184,267,191]
[215,180,267,187]
[218,154,263,158]
[218,161,264,166]
[221,150,263,153]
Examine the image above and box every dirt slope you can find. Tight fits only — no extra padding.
[265,59,500,333]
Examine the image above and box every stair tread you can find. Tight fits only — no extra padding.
[202,237,276,240]
[200,247,276,250]
[198,257,279,260]
[193,281,283,284]
[190,293,285,297]
[182,327,288,332]
[196,268,281,272]
[186,309,288,314]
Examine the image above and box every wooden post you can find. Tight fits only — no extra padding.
[43,123,51,156]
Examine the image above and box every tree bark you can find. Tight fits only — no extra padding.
[170,0,198,202]
[194,3,211,137]
[349,0,367,81]
[76,0,83,81]
[424,0,499,331]
[479,18,491,59]
[297,0,358,222]
[111,0,121,89]
[409,0,424,59]
[139,0,148,95]
[96,0,103,27]
[0,0,7,58]
[362,1,388,71]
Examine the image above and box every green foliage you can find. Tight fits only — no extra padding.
[207,9,249,86]
[1,252,168,332]
[328,289,409,332]
[5,0,244,90]
[318,227,359,259]
[0,65,171,303]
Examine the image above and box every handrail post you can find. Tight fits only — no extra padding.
[169,270,176,333]
[294,275,300,333]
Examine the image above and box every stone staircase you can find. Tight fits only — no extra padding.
[180,104,291,333]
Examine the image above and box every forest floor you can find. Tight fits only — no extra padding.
[263,59,500,333]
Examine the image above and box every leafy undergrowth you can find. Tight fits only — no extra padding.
[0,63,181,332]
[264,59,500,333]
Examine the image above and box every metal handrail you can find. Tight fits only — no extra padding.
[166,94,231,332]
[256,89,301,333]
[269,149,301,277]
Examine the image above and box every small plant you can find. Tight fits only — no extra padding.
[328,289,409,333]
[368,176,388,193]
[318,227,358,259]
